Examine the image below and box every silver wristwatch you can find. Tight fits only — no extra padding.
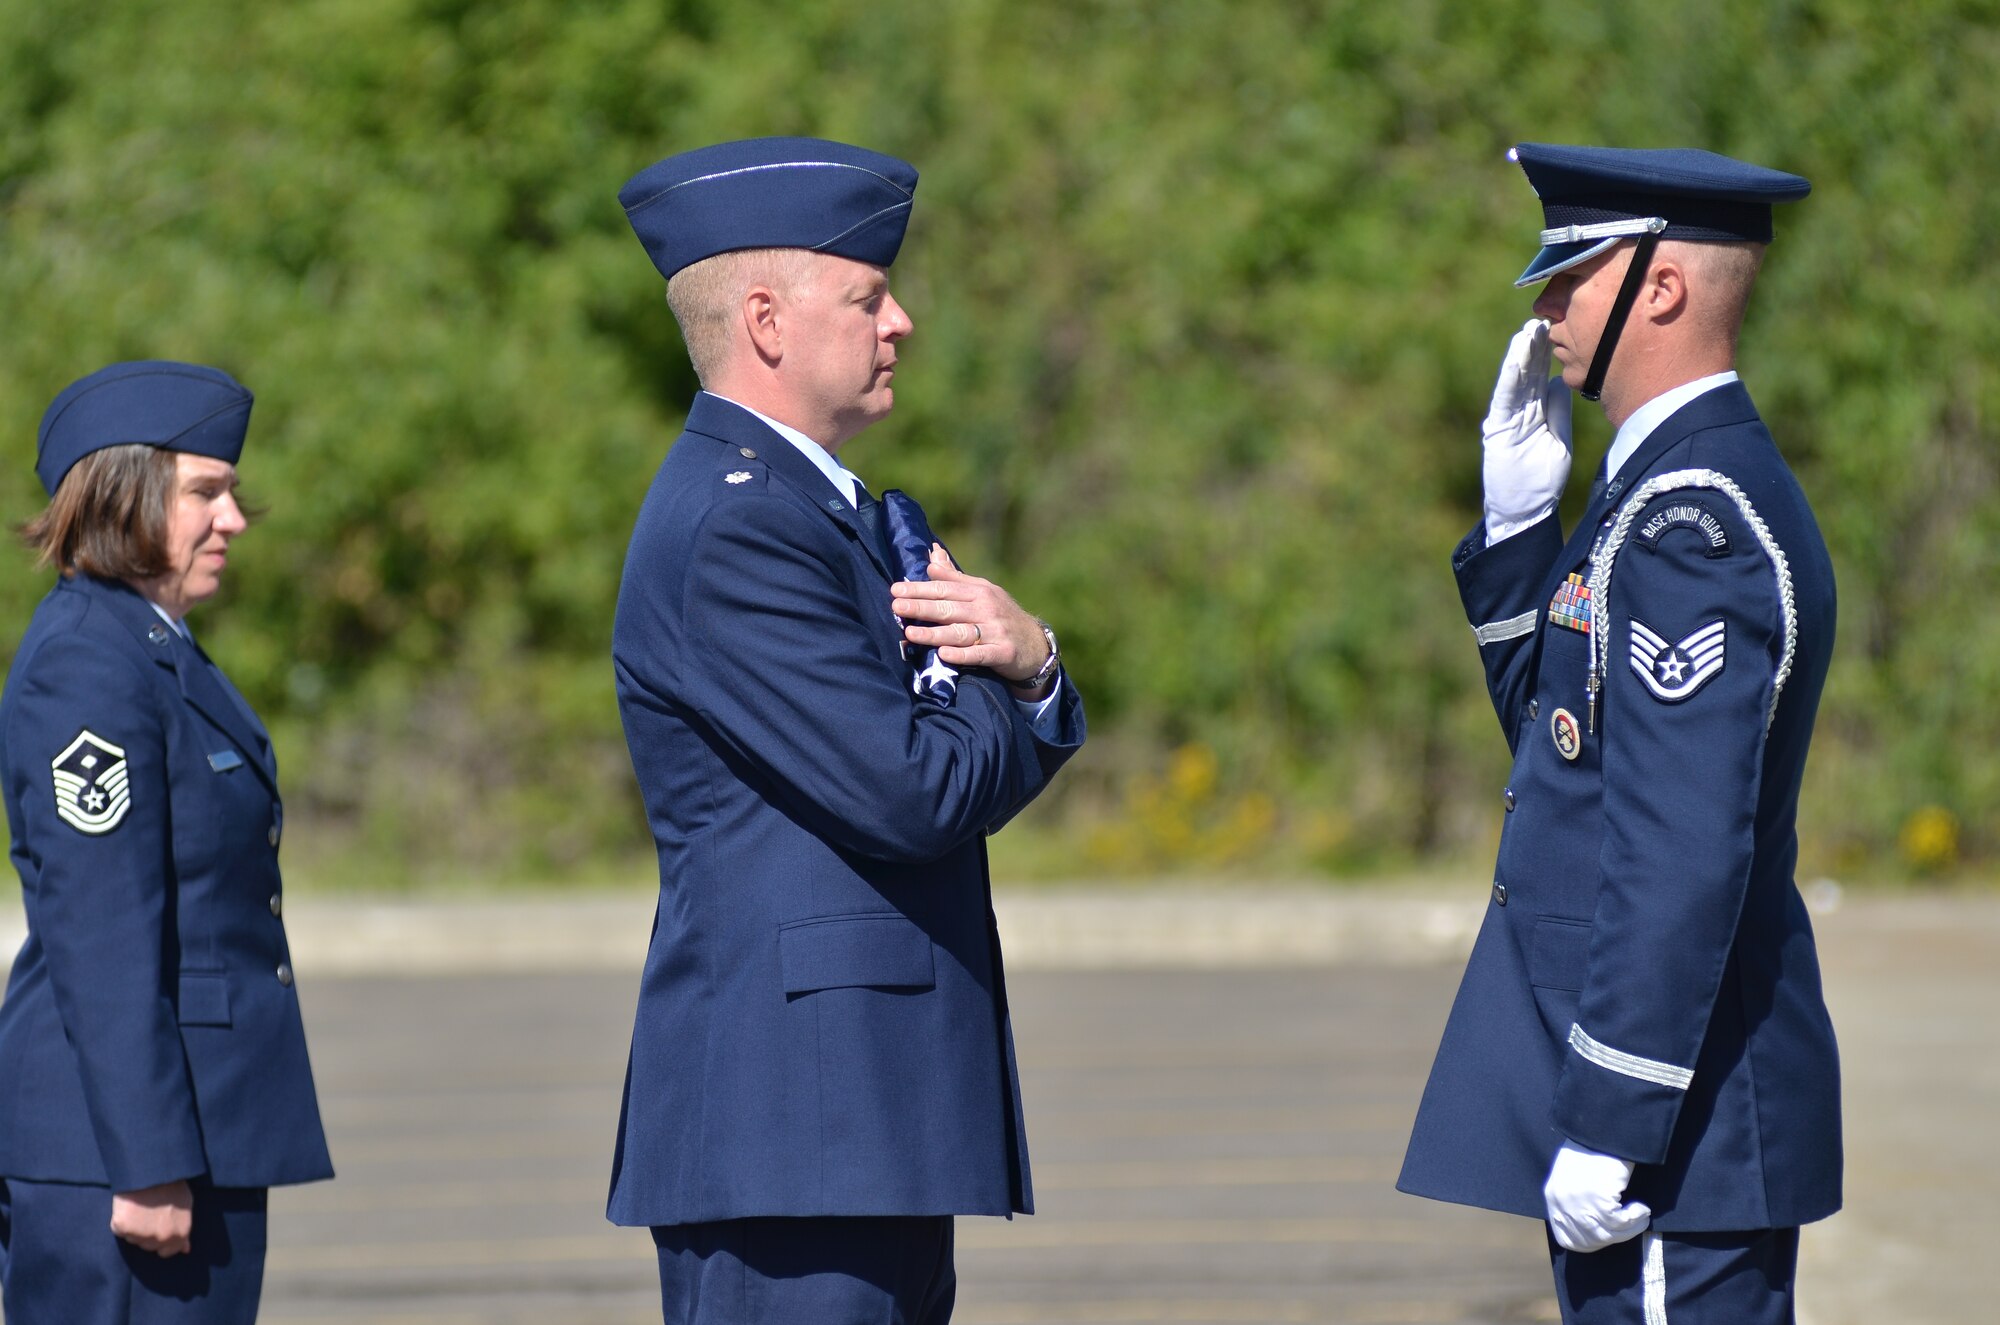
[1021,620,1061,689]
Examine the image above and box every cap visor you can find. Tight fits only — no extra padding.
[1514,236,1623,287]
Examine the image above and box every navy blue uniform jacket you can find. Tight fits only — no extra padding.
[0,574,331,1192]
[1399,383,1842,1231]
[607,393,1085,1227]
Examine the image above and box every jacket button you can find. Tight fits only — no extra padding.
[1528,699,1541,721]
[1503,787,1517,813]
[268,823,281,847]
[1492,881,1508,906]
[276,962,294,987]
[269,893,283,918]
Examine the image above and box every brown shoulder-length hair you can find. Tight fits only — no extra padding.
[19,443,180,580]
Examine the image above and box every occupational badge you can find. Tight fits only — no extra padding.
[52,730,131,835]
[1629,617,1726,702]
[1550,707,1582,761]
[725,471,753,484]
[1548,574,1592,633]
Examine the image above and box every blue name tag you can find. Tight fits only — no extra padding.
[208,750,244,773]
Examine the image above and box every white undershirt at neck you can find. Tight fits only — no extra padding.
[707,393,865,506]
[1606,371,1739,482]
[149,600,190,640]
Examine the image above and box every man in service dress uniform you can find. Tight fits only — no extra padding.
[1398,145,1841,1323]
[605,137,1085,1324]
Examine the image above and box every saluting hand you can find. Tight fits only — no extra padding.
[892,545,1055,698]
[111,1179,195,1258]
[1482,317,1574,539]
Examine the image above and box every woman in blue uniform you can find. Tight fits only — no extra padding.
[0,361,332,1323]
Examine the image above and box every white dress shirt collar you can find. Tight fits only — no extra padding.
[698,397,1064,725]
[1605,371,1740,482]
[707,393,864,506]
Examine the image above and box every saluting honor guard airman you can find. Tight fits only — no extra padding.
[1398,145,1842,1323]
[604,138,1084,1324]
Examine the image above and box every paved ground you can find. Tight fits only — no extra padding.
[1794,895,2000,1325]
[1,887,1993,1323]
[253,965,1553,1325]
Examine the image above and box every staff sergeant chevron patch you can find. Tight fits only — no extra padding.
[52,730,132,834]
[1629,618,1726,702]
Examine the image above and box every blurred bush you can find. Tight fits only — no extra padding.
[0,0,1991,886]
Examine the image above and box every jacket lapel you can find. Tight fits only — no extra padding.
[1528,382,1765,675]
[180,637,277,784]
[81,577,280,799]
[683,393,897,583]
[1531,477,1622,633]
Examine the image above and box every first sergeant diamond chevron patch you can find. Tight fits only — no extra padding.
[1629,618,1726,702]
[52,730,132,834]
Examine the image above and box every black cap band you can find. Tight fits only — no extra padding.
[1543,195,1774,246]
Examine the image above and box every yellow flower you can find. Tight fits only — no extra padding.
[1898,805,1960,874]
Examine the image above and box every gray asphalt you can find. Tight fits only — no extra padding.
[2,890,1991,1323]
[257,966,1554,1325]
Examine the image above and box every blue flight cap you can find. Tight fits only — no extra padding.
[619,136,919,280]
[1511,143,1811,287]
[36,361,253,496]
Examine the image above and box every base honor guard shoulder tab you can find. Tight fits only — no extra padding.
[1634,497,1732,558]
[1589,468,1799,728]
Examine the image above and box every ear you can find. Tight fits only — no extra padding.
[1643,255,1690,324]
[743,285,783,365]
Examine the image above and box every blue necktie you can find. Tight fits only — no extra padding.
[849,480,896,570]
[881,490,958,706]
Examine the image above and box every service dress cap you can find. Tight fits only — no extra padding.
[620,136,919,281]
[1511,143,1811,287]
[37,360,253,496]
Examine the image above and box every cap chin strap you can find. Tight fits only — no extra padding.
[1579,219,1668,403]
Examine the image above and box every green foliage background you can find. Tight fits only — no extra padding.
[0,0,1991,886]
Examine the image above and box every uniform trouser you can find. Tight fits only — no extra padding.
[0,1177,268,1325]
[1548,1226,1799,1324]
[652,1215,956,1325]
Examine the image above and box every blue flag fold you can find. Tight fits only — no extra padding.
[882,490,959,706]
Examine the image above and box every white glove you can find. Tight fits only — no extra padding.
[1482,318,1573,542]
[1543,1141,1651,1253]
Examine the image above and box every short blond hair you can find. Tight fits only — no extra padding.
[664,247,819,385]
[1663,239,1766,342]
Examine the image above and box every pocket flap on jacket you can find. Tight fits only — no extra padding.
[177,973,233,1027]
[1528,917,1592,992]
[778,914,937,995]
